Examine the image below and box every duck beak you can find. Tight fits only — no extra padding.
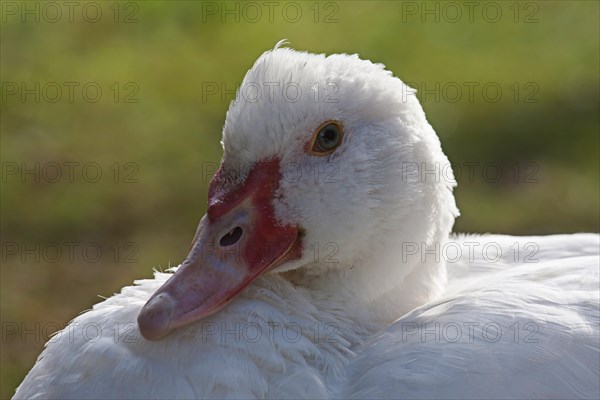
[138,159,301,340]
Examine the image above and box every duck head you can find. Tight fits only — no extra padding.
[138,43,459,340]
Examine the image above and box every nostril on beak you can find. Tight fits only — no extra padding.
[219,227,243,247]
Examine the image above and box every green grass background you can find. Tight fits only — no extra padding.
[1,1,598,397]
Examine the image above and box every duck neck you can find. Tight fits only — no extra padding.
[282,238,448,330]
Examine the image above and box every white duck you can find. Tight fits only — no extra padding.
[15,43,600,399]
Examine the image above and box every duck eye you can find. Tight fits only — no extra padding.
[308,121,343,156]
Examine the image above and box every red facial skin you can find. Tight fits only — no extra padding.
[138,159,302,341]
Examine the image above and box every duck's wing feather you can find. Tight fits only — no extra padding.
[13,272,348,400]
[340,234,600,399]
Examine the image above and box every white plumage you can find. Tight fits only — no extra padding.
[14,44,600,399]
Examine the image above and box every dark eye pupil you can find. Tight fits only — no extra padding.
[318,124,340,150]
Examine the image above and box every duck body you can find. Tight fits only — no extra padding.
[14,44,600,399]
[16,234,599,399]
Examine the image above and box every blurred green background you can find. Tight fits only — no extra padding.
[1,1,598,397]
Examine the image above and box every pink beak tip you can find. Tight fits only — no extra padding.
[138,293,175,341]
